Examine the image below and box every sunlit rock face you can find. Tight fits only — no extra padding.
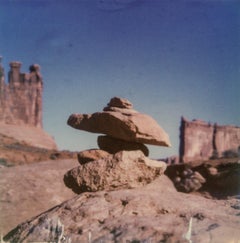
[67,97,171,147]
[4,170,240,243]
[179,118,214,162]
[215,125,240,158]
[0,61,43,128]
[0,60,57,150]
[179,117,240,162]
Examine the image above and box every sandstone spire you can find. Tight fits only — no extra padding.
[0,61,43,128]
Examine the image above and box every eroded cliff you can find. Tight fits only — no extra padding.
[180,117,240,162]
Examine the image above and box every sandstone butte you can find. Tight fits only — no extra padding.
[0,60,57,151]
[67,97,171,147]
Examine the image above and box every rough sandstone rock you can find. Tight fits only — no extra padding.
[104,96,133,109]
[215,125,240,157]
[179,118,214,162]
[179,117,240,162]
[165,158,240,197]
[4,175,240,243]
[0,123,57,150]
[173,169,206,193]
[0,60,58,153]
[64,150,166,194]
[77,149,110,164]
[67,110,171,147]
[97,135,149,156]
[0,61,43,128]
[0,131,76,166]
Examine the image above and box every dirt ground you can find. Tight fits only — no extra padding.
[0,159,78,235]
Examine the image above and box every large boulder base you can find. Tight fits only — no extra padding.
[67,111,171,146]
[4,175,240,243]
[64,150,166,194]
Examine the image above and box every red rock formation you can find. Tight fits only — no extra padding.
[179,118,214,162]
[215,125,240,158]
[0,59,57,151]
[179,117,240,162]
[0,61,43,128]
[67,97,171,147]
[4,173,240,242]
[64,150,166,194]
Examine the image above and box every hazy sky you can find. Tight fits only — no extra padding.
[0,0,239,158]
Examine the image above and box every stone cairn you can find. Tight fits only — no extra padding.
[64,97,171,194]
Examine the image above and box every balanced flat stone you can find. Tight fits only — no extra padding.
[67,97,171,147]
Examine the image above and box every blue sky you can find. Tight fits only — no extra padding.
[0,0,239,158]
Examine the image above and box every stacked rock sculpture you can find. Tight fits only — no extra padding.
[64,97,171,193]
[68,97,171,156]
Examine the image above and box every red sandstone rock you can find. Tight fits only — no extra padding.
[179,118,214,162]
[104,96,133,109]
[175,170,206,192]
[0,60,57,151]
[77,149,110,164]
[0,123,57,150]
[0,61,43,128]
[64,150,166,194]
[4,174,240,243]
[165,157,240,197]
[179,117,240,163]
[67,99,171,147]
[215,125,240,157]
[97,135,149,156]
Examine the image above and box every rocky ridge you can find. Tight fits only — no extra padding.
[0,123,57,150]
[4,175,240,243]
[0,129,75,166]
